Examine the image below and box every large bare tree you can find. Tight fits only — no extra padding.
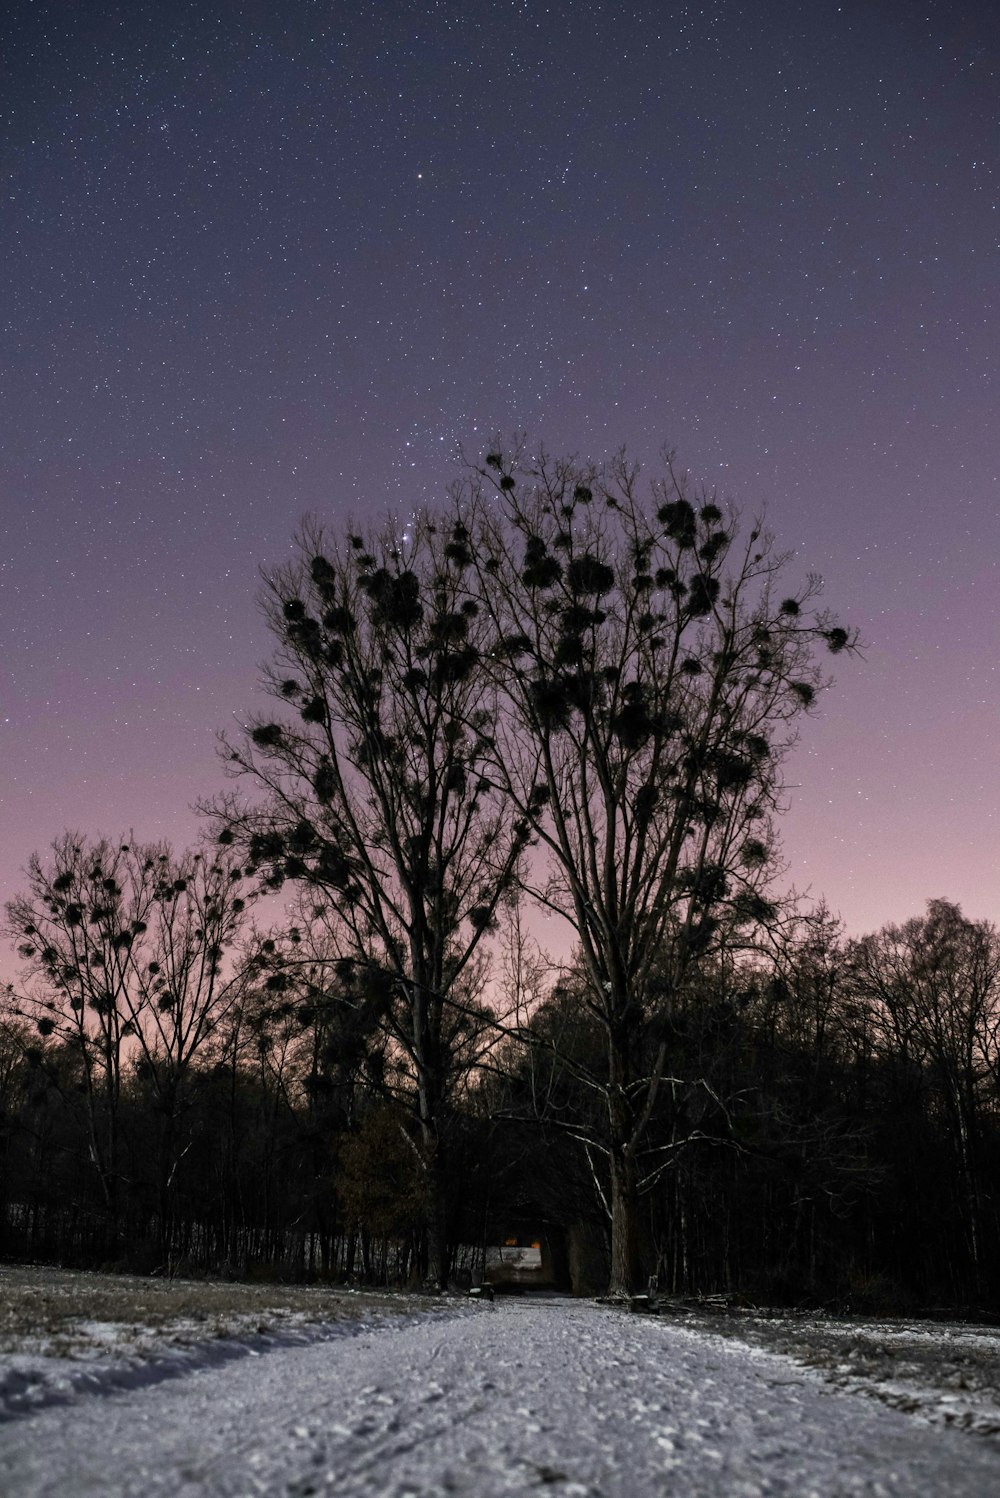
[209,513,525,1284]
[464,448,857,1293]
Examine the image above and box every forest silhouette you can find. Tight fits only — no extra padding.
[4,452,996,1309]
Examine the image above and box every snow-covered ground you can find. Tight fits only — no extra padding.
[0,1264,455,1421]
[667,1304,1000,1440]
[3,1274,1000,1495]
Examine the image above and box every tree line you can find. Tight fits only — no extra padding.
[4,447,995,1306]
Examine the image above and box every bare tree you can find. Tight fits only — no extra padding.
[207,512,526,1284]
[849,899,1000,1291]
[464,447,857,1293]
[4,835,254,1248]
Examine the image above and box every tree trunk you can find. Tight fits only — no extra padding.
[412,970,450,1290]
[609,1146,642,1295]
[607,1067,641,1294]
[158,1088,179,1260]
[607,1020,644,1296]
[421,1120,450,1289]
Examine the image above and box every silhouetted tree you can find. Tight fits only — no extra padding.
[208,513,525,1284]
[848,899,1000,1295]
[4,835,255,1251]
[465,447,857,1293]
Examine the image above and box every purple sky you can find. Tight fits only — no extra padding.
[2,0,998,970]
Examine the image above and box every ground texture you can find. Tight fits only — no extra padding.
[0,1264,443,1364]
[3,1269,1000,1495]
[661,1301,1000,1439]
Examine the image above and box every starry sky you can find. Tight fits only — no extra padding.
[2,0,998,967]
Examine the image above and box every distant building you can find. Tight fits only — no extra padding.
[483,1216,569,1290]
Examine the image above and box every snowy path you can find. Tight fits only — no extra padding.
[2,1298,999,1497]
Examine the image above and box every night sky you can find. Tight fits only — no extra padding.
[2,0,998,964]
